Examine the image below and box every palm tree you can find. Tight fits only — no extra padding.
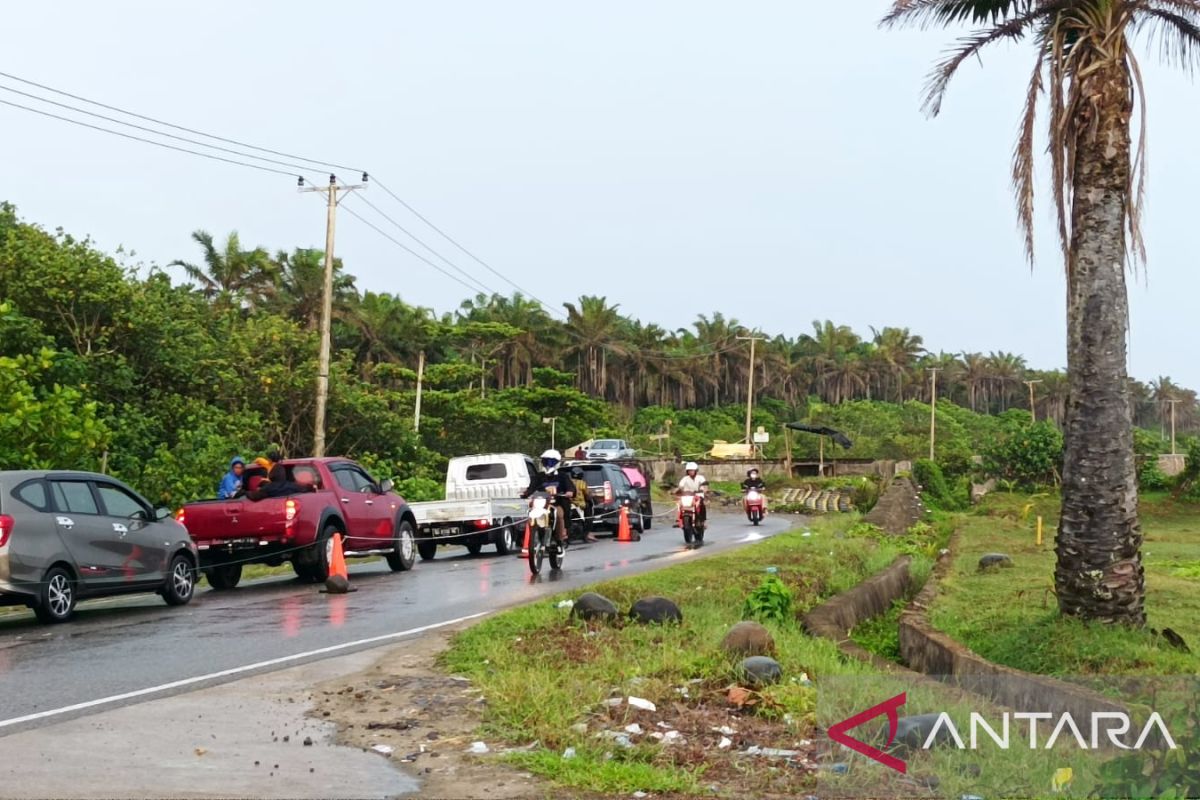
[171,230,275,308]
[884,0,1200,624]
[272,248,357,331]
[564,296,627,398]
[871,326,927,402]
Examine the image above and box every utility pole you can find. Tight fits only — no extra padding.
[1169,399,1179,455]
[737,334,767,446]
[1024,379,1043,423]
[299,173,366,457]
[414,350,426,433]
[928,368,941,461]
[542,417,559,450]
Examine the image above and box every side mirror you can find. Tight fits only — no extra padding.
[155,507,172,521]
[380,479,395,493]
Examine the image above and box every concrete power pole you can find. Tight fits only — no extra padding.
[928,367,941,461]
[737,334,767,448]
[300,174,366,457]
[1169,399,1179,455]
[414,350,426,433]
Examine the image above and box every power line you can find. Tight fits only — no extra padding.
[370,177,561,317]
[0,98,298,177]
[339,202,489,296]
[350,193,498,298]
[0,68,363,174]
[0,83,318,175]
[1,68,563,318]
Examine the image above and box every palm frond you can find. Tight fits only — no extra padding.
[882,0,1036,30]
[1011,49,1045,265]
[1134,5,1200,70]
[921,7,1057,115]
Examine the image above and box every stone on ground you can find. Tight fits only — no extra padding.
[721,621,776,656]
[738,656,782,687]
[629,596,683,624]
[571,592,619,621]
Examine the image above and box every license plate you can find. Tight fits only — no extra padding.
[434,527,460,538]
[221,538,258,549]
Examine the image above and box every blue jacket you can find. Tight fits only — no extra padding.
[218,456,246,499]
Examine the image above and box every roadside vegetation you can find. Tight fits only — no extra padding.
[929,492,1200,678]
[3,203,1197,511]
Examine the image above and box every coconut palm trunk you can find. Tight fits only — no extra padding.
[1056,57,1144,623]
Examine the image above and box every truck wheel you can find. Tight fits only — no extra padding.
[465,541,483,556]
[494,520,514,555]
[417,535,438,562]
[386,520,416,572]
[205,563,243,590]
[642,505,653,530]
[307,526,336,582]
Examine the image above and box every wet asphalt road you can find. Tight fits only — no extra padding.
[0,512,792,734]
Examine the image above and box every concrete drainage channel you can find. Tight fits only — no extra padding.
[801,532,1133,723]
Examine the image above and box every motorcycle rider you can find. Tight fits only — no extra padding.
[741,468,766,492]
[741,467,767,517]
[675,461,709,529]
[521,449,575,548]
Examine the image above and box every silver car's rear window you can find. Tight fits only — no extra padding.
[15,480,50,511]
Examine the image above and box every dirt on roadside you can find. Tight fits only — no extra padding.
[310,625,555,800]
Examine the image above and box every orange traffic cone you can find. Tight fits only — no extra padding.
[324,533,351,593]
[616,506,634,542]
[519,521,531,557]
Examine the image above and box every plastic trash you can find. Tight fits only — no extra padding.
[628,697,656,712]
[468,741,489,754]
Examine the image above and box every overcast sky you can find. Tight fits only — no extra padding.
[4,2,1196,388]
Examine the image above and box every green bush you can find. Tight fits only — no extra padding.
[979,417,1063,490]
[741,575,794,625]
[912,458,965,511]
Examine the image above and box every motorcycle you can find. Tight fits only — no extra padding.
[744,488,765,526]
[527,485,564,575]
[677,491,706,548]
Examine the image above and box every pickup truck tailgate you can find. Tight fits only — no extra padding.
[409,500,494,526]
[180,497,288,545]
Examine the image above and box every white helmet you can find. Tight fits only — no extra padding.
[540,449,562,472]
[685,461,699,472]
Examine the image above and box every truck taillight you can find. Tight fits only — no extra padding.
[174,509,185,526]
[604,481,614,504]
[474,518,490,530]
[0,515,12,548]
[285,499,298,523]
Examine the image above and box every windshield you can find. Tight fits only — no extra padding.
[593,440,618,449]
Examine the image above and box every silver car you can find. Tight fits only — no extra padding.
[586,439,637,461]
[0,471,198,623]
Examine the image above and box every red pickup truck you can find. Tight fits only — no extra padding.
[177,458,417,589]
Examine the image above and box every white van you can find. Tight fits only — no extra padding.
[408,454,535,560]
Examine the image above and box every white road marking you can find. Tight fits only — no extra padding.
[0,611,490,731]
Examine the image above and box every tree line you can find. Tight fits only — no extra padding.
[0,205,1194,506]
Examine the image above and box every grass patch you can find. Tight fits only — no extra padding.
[440,515,898,796]
[929,491,1200,677]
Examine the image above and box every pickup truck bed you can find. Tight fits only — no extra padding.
[409,497,525,560]
[178,458,418,589]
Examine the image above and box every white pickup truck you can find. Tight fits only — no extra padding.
[408,453,536,560]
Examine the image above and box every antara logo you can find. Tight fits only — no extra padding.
[828,693,1178,774]
[828,692,909,773]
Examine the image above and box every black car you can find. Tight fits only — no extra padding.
[570,462,644,534]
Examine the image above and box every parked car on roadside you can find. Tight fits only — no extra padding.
[572,462,644,533]
[177,458,416,589]
[586,439,636,461]
[0,470,199,623]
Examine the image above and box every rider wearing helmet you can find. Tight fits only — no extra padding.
[521,449,576,546]
[741,468,766,492]
[675,461,709,528]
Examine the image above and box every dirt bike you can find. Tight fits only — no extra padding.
[677,492,706,548]
[527,486,565,575]
[744,488,765,525]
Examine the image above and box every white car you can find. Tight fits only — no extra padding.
[586,439,636,461]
